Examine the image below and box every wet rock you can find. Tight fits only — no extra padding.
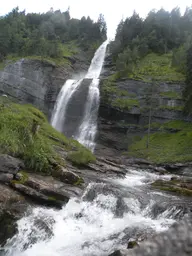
[127,239,139,249]
[0,184,28,246]
[0,209,18,246]
[109,249,129,256]
[11,183,64,209]
[52,166,82,185]
[0,154,24,174]
[152,178,192,197]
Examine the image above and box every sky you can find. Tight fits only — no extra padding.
[1,0,192,38]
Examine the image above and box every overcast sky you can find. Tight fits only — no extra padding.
[1,0,192,37]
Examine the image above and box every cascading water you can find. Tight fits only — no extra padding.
[51,41,108,150]
[2,169,189,256]
[51,79,82,132]
[74,79,100,151]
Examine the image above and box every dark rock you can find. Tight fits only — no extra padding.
[127,239,139,249]
[0,184,28,246]
[0,154,24,174]
[0,173,13,184]
[0,210,18,246]
[108,249,129,256]
[11,183,64,209]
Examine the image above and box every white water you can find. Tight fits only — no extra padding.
[51,41,108,150]
[51,79,82,132]
[75,79,100,151]
[4,170,181,256]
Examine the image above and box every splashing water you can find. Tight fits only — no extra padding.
[3,169,185,256]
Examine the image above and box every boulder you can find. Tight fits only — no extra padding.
[0,154,24,174]
[127,239,139,249]
[11,183,64,209]
[52,166,82,185]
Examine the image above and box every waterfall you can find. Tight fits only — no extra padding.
[51,79,82,132]
[51,41,108,150]
[75,79,100,151]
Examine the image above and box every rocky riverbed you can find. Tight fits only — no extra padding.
[0,151,192,255]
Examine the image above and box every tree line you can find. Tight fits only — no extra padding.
[0,7,107,61]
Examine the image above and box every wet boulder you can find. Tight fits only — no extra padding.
[52,166,82,185]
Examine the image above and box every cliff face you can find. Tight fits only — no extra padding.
[96,58,190,156]
[0,54,89,119]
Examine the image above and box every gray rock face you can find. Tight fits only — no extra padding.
[0,154,24,174]
[0,59,69,117]
[0,55,89,118]
[97,77,191,156]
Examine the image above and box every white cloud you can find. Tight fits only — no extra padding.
[1,0,192,37]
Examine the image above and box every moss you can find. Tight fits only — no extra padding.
[11,171,29,185]
[0,97,95,173]
[48,196,57,201]
[158,105,184,111]
[67,150,96,166]
[74,177,84,186]
[160,91,182,99]
[128,120,192,163]
[112,98,139,110]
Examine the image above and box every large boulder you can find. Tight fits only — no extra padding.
[0,154,24,174]
[52,166,82,185]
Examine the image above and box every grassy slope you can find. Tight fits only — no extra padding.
[128,121,192,163]
[129,53,185,82]
[0,97,96,173]
[0,41,79,70]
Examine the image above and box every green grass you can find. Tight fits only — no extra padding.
[128,120,192,163]
[160,91,182,99]
[0,97,95,173]
[129,53,185,82]
[67,150,96,166]
[0,41,79,69]
[112,98,139,110]
[158,105,184,111]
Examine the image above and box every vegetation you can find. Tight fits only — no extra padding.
[0,97,96,173]
[0,7,107,63]
[160,91,182,99]
[106,6,192,88]
[128,120,192,163]
[67,150,96,166]
[112,98,139,110]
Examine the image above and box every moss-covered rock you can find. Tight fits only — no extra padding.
[152,178,192,196]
